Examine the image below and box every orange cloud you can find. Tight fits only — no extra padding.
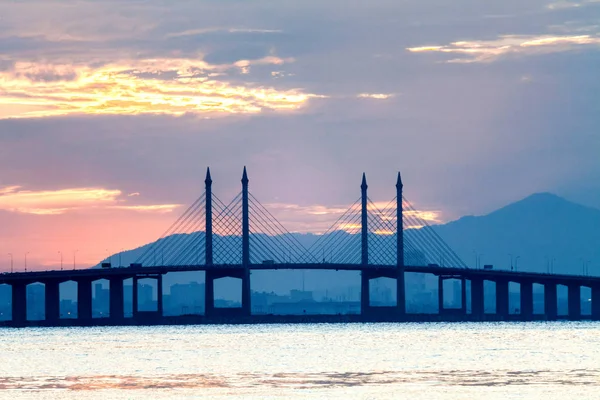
[0,186,181,215]
[0,56,320,119]
[259,201,442,234]
[110,204,180,213]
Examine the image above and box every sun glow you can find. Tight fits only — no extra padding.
[0,56,318,119]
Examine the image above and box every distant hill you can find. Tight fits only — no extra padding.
[97,192,600,296]
[434,193,600,275]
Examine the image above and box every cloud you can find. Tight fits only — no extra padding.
[357,93,396,100]
[546,0,600,10]
[110,204,180,213]
[407,34,600,63]
[0,56,319,119]
[262,201,442,234]
[0,186,180,215]
[166,27,282,38]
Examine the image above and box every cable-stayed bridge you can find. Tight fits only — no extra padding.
[1,168,600,326]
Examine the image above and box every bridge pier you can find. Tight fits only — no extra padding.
[396,270,406,315]
[77,279,93,322]
[241,269,251,317]
[592,285,600,321]
[205,271,215,317]
[203,268,251,318]
[520,280,534,320]
[495,279,509,318]
[156,274,164,317]
[438,276,444,314]
[471,278,484,320]
[11,282,27,324]
[361,272,370,316]
[568,283,581,320]
[44,280,60,323]
[544,282,558,320]
[109,277,124,321]
[359,269,401,318]
[132,276,139,319]
[461,277,467,314]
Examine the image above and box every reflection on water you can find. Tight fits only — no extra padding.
[2,369,599,391]
[0,322,599,399]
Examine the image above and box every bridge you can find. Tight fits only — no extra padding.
[1,168,599,327]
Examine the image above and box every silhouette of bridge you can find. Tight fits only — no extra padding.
[1,168,599,326]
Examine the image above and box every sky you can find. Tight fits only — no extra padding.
[0,0,599,270]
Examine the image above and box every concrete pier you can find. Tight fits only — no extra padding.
[471,278,484,319]
[109,277,124,321]
[544,282,557,320]
[45,280,60,322]
[438,276,444,314]
[496,279,509,317]
[592,285,600,321]
[568,283,581,320]
[11,283,27,324]
[520,281,533,320]
[77,279,93,321]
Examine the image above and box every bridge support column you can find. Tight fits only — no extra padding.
[471,278,484,320]
[241,270,251,316]
[461,277,467,314]
[361,272,370,316]
[109,277,124,321]
[568,283,581,320]
[396,270,405,316]
[157,274,164,317]
[438,276,444,315]
[44,280,60,323]
[132,277,139,319]
[520,281,533,320]
[591,285,600,321]
[544,282,557,320]
[77,279,92,321]
[496,280,509,318]
[11,282,27,324]
[205,271,215,317]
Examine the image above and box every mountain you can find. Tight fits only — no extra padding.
[98,192,600,296]
[434,193,600,275]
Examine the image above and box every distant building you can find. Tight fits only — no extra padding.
[93,283,110,317]
[290,289,314,302]
[168,282,205,315]
[27,284,44,320]
[0,285,10,320]
[138,284,155,311]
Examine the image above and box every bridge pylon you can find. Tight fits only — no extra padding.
[241,166,251,316]
[360,172,407,319]
[396,172,406,315]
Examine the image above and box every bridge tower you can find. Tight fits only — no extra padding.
[396,172,406,315]
[204,167,216,317]
[241,166,252,316]
[360,173,370,315]
[205,167,213,266]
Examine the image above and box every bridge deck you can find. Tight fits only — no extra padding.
[1,263,598,285]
